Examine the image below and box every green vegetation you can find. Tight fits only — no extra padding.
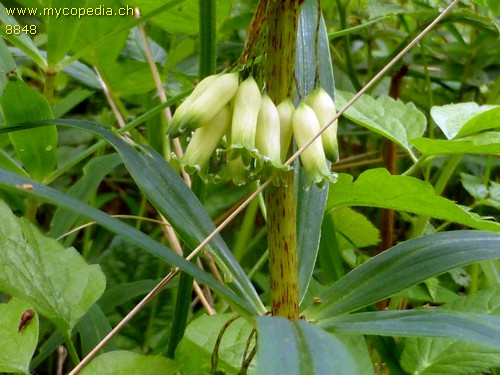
[0,0,499,374]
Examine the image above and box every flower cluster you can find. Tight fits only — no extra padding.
[167,73,338,187]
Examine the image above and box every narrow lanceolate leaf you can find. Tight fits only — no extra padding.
[319,309,500,351]
[0,200,105,335]
[79,351,180,375]
[0,78,57,182]
[328,169,500,232]
[0,167,257,318]
[0,119,265,316]
[303,230,500,319]
[401,286,500,375]
[295,0,333,305]
[257,316,371,375]
[0,298,38,374]
[336,90,426,160]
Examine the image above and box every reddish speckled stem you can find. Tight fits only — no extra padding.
[262,0,302,319]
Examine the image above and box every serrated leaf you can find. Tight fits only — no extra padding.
[430,102,499,139]
[79,351,180,375]
[336,91,426,159]
[257,316,370,375]
[0,298,38,374]
[328,169,500,232]
[0,200,106,334]
[176,314,255,375]
[400,286,500,375]
[0,78,57,182]
[411,132,500,155]
[304,231,500,319]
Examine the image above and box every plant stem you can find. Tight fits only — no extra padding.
[262,0,301,319]
[43,70,56,105]
[265,175,299,318]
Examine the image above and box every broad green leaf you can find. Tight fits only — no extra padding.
[0,165,257,318]
[0,200,106,334]
[176,314,255,374]
[296,0,333,303]
[460,173,489,200]
[327,169,500,232]
[71,0,131,66]
[401,286,500,375]
[303,230,500,319]
[0,3,47,69]
[126,0,231,35]
[329,206,380,250]
[456,106,500,138]
[79,351,180,375]
[411,132,500,155]
[319,309,500,350]
[257,316,369,375]
[0,78,57,182]
[0,298,38,374]
[336,91,426,159]
[47,0,87,68]
[60,0,179,68]
[430,102,499,139]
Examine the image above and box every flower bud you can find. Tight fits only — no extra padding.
[255,94,282,167]
[276,98,295,161]
[293,102,337,188]
[168,73,239,137]
[180,104,231,177]
[304,87,339,162]
[230,76,262,154]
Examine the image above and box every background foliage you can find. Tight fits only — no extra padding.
[0,0,499,374]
